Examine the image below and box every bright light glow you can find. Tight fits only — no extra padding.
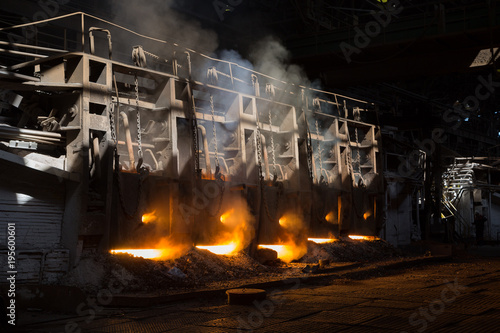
[220,209,234,223]
[196,242,237,255]
[142,210,157,224]
[259,244,286,254]
[325,212,335,223]
[308,238,336,244]
[363,211,372,220]
[110,249,162,259]
[258,244,305,263]
[348,235,379,241]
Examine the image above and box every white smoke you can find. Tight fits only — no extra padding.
[249,36,309,86]
[108,0,218,53]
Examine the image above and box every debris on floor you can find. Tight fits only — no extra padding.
[61,238,403,294]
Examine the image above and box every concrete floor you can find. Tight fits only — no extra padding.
[15,253,500,333]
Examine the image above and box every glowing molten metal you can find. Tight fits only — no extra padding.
[348,235,379,241]
[308,238,337,244]
[110,249,162,259]
[258,244,305,263]
[196,242,237,255]
[142,210,157,224]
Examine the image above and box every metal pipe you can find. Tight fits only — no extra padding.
[197,124,212,177]
[219,156,229,175]
[0,125,62,138]
[0,41,67,53]
[172,52,178,76]
[273,164,285,180]
[117,141,154,149]
[145,149,158,170]
[260,134,270,180]
[120,111,135,171]
[228,63,234,88]
[252,74,260,97]
[0,69,40,82]
[152,138,170,143]
[92,135,101,179]
[184,51,191,78]
[81,13,85,52]
[89,27,112,59]
[0,48,47,58]
[311,148,317,183]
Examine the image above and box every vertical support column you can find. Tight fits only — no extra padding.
[81,13,85,52]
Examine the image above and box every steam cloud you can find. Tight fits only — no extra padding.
[108,0,219,53]
[249,36,309,87]
[217,195,255,252]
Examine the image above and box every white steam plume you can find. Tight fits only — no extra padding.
[108,0,218,53]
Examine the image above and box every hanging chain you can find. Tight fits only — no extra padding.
[306,123,314,181]
[254,105,278,222]
[268,107,277,178]
[191,91,200,174]
[315,119,323,174]
[354,127,361,173]
[255,109,264,181]
[210,95,219,168]
[135,74,143,162]
[346,125,354,175]
[109,102,117,145]
[301,91,314,181]
[207,94,225,218]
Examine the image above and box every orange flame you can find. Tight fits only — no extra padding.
[325,211,336,223]
[271,212,308,262]
[142,210,157,224]
[363,211,372,220]
[220,209,234,223]
[308,238,337,244]
[195,198,255,256]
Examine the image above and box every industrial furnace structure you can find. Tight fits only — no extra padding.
[0,13,382,283]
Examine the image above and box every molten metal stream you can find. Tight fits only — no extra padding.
[196,243,237,255]
[348,235,379,241]
[110,249,162,259]
[308,238,336,244]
